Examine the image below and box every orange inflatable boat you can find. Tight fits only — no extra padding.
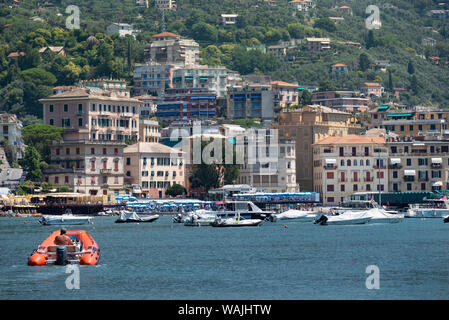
[28,230,100,266]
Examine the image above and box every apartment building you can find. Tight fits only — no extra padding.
[387,136,449,193]
[275,105,362,191]
[133,62,175,97]
[305,38,331,51]
[145,32,199,66]
[313,135,387,205]
[172,65,237,98]
[40,88,140,143]
[43,131,126,196]
[139,119,161,143]
[311,91,370,112]
[227,83,275,121]
[155,88,217,123]
[238,135,299,193]
[0,113,24,160]
[270,81,299,109]
[79,78,130,97]
[360,82,385,98]
[124,142,185,198]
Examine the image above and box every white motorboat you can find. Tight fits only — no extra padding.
[195,200,274,221]
[183,211,217,227]
[211,213,263,228]
[38,214,93,226]
[407,198,449,218]
[314,210,371,226]
[267,209,317,222]
[115,211,159,223]
[362,201,404,223]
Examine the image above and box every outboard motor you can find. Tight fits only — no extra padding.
[266,214,277,222]
[56,245,68,265]
[314,214,328,225]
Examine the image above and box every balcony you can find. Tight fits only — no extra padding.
[364,177,374,182]
[404,176,415,182]
[100,169,113,174]
[373,165,386,169]
[323,165,338,170]
[121,112,134,118]
[389,164,403,169]
[351,178,361,182]
[338,178,348,182]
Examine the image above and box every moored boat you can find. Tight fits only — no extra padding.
[211,213,263,228]
[115,211,159,223]
[267,209,317,222]
[38,213,93,225]
[314,211,371,226]
[28,230,100,266]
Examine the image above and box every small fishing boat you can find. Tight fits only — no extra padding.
[407,198,449,218]
[28,230,100,266]
[314,211,371,226]
[211,213,263,228]
[115,211,159,223]
[38,212,93,226]
[267,209,317,222]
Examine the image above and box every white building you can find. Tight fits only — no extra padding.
[106,23,139,38]
[221,14,239,25]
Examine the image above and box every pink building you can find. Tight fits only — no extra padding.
[40,88,141,142]
[270,81,299,109]
[360,82,385,98]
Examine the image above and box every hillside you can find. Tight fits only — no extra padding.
[1,0,449,123]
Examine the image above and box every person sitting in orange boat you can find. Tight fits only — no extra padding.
[54,228,74,246]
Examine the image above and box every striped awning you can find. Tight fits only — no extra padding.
[404,170,416,176]
[432,158,442,164]
[325,159,337,164]
[390,158,401,164]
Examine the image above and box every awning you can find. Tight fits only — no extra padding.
[433,181,443,187]
[432,158,442,164]
[325,159,337,164]
[378,105,389,111]
[404,170,416,176]
[390,158,401,164]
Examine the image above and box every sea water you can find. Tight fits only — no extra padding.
[1,216,448,300]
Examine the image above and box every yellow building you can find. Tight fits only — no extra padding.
[275,105,362,191]
[313,135,387,205]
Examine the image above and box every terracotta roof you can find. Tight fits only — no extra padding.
[331,63,347,67]
[152,32,180,38]
[7,52,26,58]
[270,81,298,88]
[362,82,383,87]
[314,134,385,145]
[132,95,158,100]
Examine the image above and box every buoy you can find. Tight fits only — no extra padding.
[24,221,27,224]
[284,225,288,228]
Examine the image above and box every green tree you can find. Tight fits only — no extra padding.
[359,53,371,72]
[407,60,415,74]
[165,183,186,198]
[22,124,62,163]
[20,146,43,183]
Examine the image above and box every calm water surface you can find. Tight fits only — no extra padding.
[1,216,448,299]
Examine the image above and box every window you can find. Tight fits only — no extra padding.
[393,171,398,179]
[92,104,96,111]
[78,118,83,127]
[76,148,80,155]
[340,185,345,192]
[126,158,131,166]
[326,172,334,179]
[66,148,70,155]
[327,185,334,192]
[406,158,412,166]
[49,104,54,112]
[65,176,69,184]
[91,148,95,155]
[103,148,107,155]
[64,104,68,112]
[56,148,60,155]
[407,183,412,191]
[49,119,54,126]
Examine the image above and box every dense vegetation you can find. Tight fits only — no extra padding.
[1,0,449,125]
